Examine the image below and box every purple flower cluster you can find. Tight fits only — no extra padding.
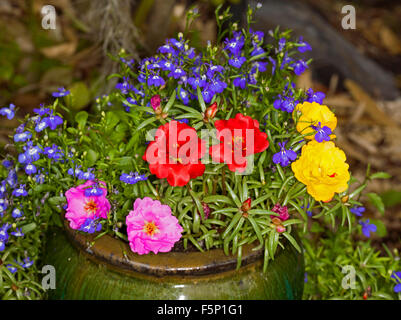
[67,165,95,180]
[120,172,148,185]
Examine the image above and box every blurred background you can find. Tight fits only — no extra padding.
[1,0,400,249]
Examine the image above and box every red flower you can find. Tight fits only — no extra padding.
[204,102,218,122]
[209,113,269,172]
[143,121,206,186]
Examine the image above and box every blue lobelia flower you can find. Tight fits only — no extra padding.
[12,184,28,197]
[79,218,102,234]
[6,264,17,274]
[177,118,189,125]
[44,144,63,160]
[297,36,312,53]
[224,36,244,56]
[0,200,7,217]
[201,86,214,104]
[84,185,104,197]
[0,225,9,243]
[273,96,297,113]
[33,105,51,116]
[233,76,247,89]
[0,104,16,120]
[301,204,313,217]
[359,219,377,237]
[209,77,227,94]
[278,38,287,52]
[22,142,42,163]
[120,172,148,185]
[391,271,401,293]
[68,165,83,178]
[120,57,135,68]
[158,42,177,55]
[115,77,134,94]
[272,142,298,167]
[24,163,37,175]
[188,75,206,90]
[350,206,365,217]
[206,65,225,79]
[291,59,308,76]
[251,45,265,57]
[14,131,32,142]
[78,169,95,181]
[52,87,70,98]
[229,56,247,68]
[0,180,6,197]
[311,122,332,143]
[306,88,325,104]
[34,171,46,184]
[6,169,18,188]
[268,57,277,75]
[281,53,293,69]
[35,118,49,132]
[177,87,189,105]
[160,59,175,72]
[44,112,63,130]
[147,74,165,87]
[250,28,264,42]
[2,159,13,169]
[253,61,268,73]
[20,257,34,268]
[11,228,24,237]
[169,67,186,79]
[12,207,24,219]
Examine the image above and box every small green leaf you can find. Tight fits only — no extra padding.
[367,193,385,215]
[370,172,391,179]
[75,111,88,131]
[20,223,37,234]
[86,149,99,167]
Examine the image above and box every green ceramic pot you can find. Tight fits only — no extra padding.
[43,219,304,300]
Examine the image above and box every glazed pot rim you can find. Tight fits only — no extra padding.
[62,216,287,277]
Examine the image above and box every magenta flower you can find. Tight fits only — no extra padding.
[65,181,110,230]
[126,197,183,255]
[271,203,290,221]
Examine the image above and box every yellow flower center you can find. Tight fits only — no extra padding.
[84,200,98,214]
[143,221,159,237]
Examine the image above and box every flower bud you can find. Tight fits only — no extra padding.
[202,202,211,219]
[271,217,282,225]
[204,102,218,122]
[241,197,252,212]
[276,225,286,233]
[341,195,349,203]
[151,94,161,110]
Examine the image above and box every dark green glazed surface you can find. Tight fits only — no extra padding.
[43,223,304,300]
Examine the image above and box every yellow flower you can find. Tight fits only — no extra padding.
[291,140,350,202]
[294,101,337,139]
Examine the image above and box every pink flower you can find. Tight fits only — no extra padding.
[150,94,161,110]
[65,181,110,230]
[126,197,183,255]
[271,203,290,221]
